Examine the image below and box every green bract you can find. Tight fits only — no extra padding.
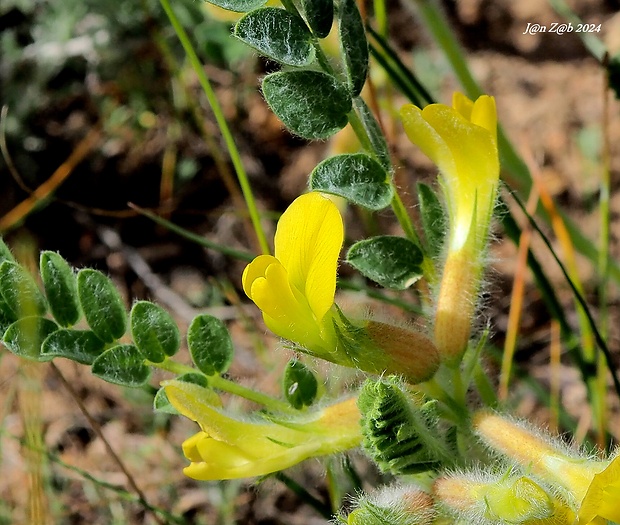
[358,378,451,475]
[0,238,15,265]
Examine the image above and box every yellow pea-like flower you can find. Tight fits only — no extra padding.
[474,411,620,524]
[164,380,361,480]
[242,192,342,357]
[400,93,500,365]
[242,192,440,383]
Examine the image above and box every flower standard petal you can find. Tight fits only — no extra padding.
[419,103,498,251]
[470,95,498,140]
[274,192,343,322]
[400,104,455,178]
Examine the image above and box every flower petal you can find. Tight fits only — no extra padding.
[249,261,327,350]
[184,433,320,480]
[452,91,474,121]
[274,192,343,322]
[400,104,455,178]
[242,254,279,300]
[470,95,497,140]
[578,455,620,524]
[420,104,499,250]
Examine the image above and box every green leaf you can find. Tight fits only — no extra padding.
[3,316,58,361]
[153,373,211,414]
[40,251,81,327]
[204,0,267,13]
[0,261,47,318]
[417,182,446,258]
[41,329,105,365]
[0,306,13,335]
[235,8,314,66]
[352,97,391,171]
[92,344,151,387]
[347,236,423,289]
[0,238,15,265]
[283,359,318,409]
[187,314,233,376]
[302,0,333,38]
[262,70,352,140]
[338,0,368,95]
[130,301,180,363]
[77,269,127,343]
[310,153,393,210]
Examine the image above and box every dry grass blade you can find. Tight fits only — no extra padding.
[0,127,101,232]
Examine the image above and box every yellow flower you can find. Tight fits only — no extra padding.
[474,411,620,524]
[576,453,620,525]
[242,192,343,357]
[400,93,499,365]
[400,93,499,253]
[164,379,361,480]
[242,192,440,383]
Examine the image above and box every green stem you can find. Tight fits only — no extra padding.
[159,0,269,255]
[413,0,481,98]
[129,204,254,262]
[152,359,295,414]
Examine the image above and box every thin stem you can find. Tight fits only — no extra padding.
[128,203,255,262]
[159,0,269,255]
[596,57,612,448]
[346,108,376,153]
[209,375,294,413]
[152,359,295,414]
[50,363,166,525]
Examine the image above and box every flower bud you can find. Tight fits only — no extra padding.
[434,471,573,525]
[347,485,435,525]
[433,248,479,365]
[332,309,440,383]
[474,411,620,524]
